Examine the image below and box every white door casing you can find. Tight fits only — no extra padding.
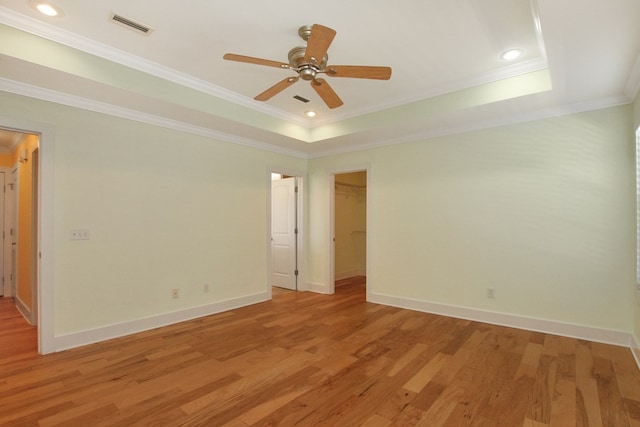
[329,164,371,298]
[271,177,297,290]
[0,171,3,296]
[4,169,16,298]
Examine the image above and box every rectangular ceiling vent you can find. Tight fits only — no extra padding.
[293,95,310,103]
[110,13,153,35]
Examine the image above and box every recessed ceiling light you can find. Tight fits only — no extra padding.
[500,49,523,61]
[29,1,64,17]
[305,111,317,118]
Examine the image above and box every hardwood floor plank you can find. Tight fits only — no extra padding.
[403,352,450,393]
[390,404,429,426]
[388,342,428,377]
[576,375,604,427]
[472,341,532,425]
[526,354,557,424]
[358,413,393,427]
[38,401,120,427]
[550,378,576,426]
[594,356,632,427]
[0,284,639,425]
[624,398,640,426]
[414,381,463,426]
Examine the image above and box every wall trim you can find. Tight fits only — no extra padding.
[308,282,331,294]
[0,78,309,160]
[335,270,361,281]
[309,94,631,159]
[0,7,307,128]
[54,291,269,352]
[15,295,35,325]
[632,334,640,372]
[370,292,632,348]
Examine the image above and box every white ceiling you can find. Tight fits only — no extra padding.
[0,0,639,157]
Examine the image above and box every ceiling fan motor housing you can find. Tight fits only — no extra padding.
[288,46,328,80]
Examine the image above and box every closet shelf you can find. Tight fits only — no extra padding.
[335,181,366,189]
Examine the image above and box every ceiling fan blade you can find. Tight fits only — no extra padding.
[311,78,343,109]
[255,77,299,101]
[304,24,336,65]
[223,53,288,69]
[326,65,392,80]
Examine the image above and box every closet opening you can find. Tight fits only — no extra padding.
[333,170,367,294]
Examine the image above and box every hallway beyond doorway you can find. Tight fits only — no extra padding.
[0,296,37,359]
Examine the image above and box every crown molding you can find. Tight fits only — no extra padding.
[309,94,631,159]
[0,6,553,132]
[3,76,628,162]
[311,57,550,128]
[0,78,309,159]
[0,74,630,159]
[0,7,309,128]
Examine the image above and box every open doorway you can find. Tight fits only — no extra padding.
[0,127,39,355]
[333,171,367,294]
[269,171,304,296]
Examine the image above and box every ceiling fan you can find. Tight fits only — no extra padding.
[223,24,392,109]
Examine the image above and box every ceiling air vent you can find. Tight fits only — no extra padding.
[110,13,153,35]
[293,95,310,103]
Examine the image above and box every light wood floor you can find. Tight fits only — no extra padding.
[1,286,639,426]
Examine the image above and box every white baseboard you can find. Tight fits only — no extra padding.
[632,334,640,371]
[335,270,366,281]
[54,291,269,352]
[15,295,35,326]
[335,270,359,281]
[370,292,632,348]
[308,282,331,294]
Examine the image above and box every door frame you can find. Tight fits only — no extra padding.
[328,164,371,299]
[31,147,39,326]
[0,170,4,297]
[267,167,305,298]
[3,167,18,301]
[0,117,55,354]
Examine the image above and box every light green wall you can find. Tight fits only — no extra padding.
[634,90,640,129]
[0,91,306,336]
[1,88,637,343]
[309,105,636,332]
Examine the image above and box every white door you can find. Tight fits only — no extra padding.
[271,177,297,290]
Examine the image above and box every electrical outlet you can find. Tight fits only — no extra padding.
[486,288,495,299]
[70,229,90,240]
[171,289,179,299]
[203,284,209,293]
